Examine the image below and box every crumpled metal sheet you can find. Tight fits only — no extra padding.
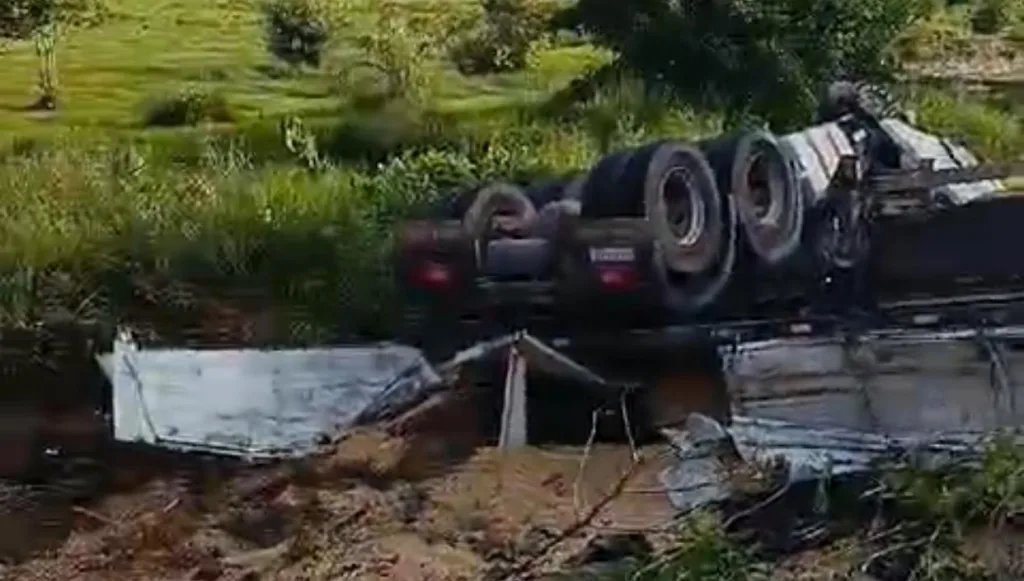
[879,118,1004,204]
[97,330,613,459]
[659,414,998,513]
[721,326,1024,435]
[778,118,1002,207]
[99,330,441,459]
[779,122,856,205]
[661,326,1024,512]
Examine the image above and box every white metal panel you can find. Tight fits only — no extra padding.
[779,122,856,204]
[104,331,440,459]
[720,327,1024,436]
[879,118,1004,203]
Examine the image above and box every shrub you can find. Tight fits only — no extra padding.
[1011,18,1024,41]
[894,7,974,61]
[449,0,560,75]
[619,512,769,581]
[141,88,236,127]
[913,87,1023,161]
[970,0,1022,33]
[339,0,458,105]
[260,0,333,69]
[564,0,929,130]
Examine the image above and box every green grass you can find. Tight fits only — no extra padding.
[0,107,710,338]
[0,0,608,137]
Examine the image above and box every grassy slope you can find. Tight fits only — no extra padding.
[0,0,606,136]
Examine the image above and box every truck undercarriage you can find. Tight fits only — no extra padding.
[395,95,1024,434]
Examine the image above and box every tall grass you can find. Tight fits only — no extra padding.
[0,87,722,340]
[912,87,1024,161]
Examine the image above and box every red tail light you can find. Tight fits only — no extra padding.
[411,261,455,291]
[595,265,640,291]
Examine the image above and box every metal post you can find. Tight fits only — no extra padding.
[498,343,528,450]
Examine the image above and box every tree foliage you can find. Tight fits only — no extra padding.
[449,0,557,75]
[0,0,109,108]
[563,0,930,129]
[260,0,333,69]
[340,0,470,104]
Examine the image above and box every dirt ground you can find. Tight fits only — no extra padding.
[1,400,680,581]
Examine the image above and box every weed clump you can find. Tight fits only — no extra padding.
[141,88,235,128]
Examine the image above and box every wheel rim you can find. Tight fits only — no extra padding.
[658,166,707,248]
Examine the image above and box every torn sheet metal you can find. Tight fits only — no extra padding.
[99,330,441,459]
[879,118,1004,204]
[662,326,1024,512]
[659,414,1004,512]
[779,118,1002,208]
[720,326,1024,435]
[779,122,856,205]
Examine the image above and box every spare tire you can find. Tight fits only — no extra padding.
[729,130,804,265]
[461,182,538,239]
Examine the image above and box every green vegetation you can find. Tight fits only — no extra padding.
[586,436,1024,581]
[0,0,1020,340]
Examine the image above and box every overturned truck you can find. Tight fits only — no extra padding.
[396,90,1024,437]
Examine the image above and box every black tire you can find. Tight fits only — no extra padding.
[578,149,637,218]
[658,191,738,315]
[634,142,726,275]
[729,130,804,265]
[525,177,580,240]
[524,178,571,208]
[581,143,726,275]
[461,182,538,239]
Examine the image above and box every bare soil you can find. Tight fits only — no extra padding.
[2,399,679,581]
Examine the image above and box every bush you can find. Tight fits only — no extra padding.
[141,88,236,127]
[564,0,929,129]
[913,87,1023,161]
[449,0,559,75]
[260,0,333,69]
[970,0,1022,33]
[338,0,457,105]
[894,7,974,61]
[1011,18,1024,41]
